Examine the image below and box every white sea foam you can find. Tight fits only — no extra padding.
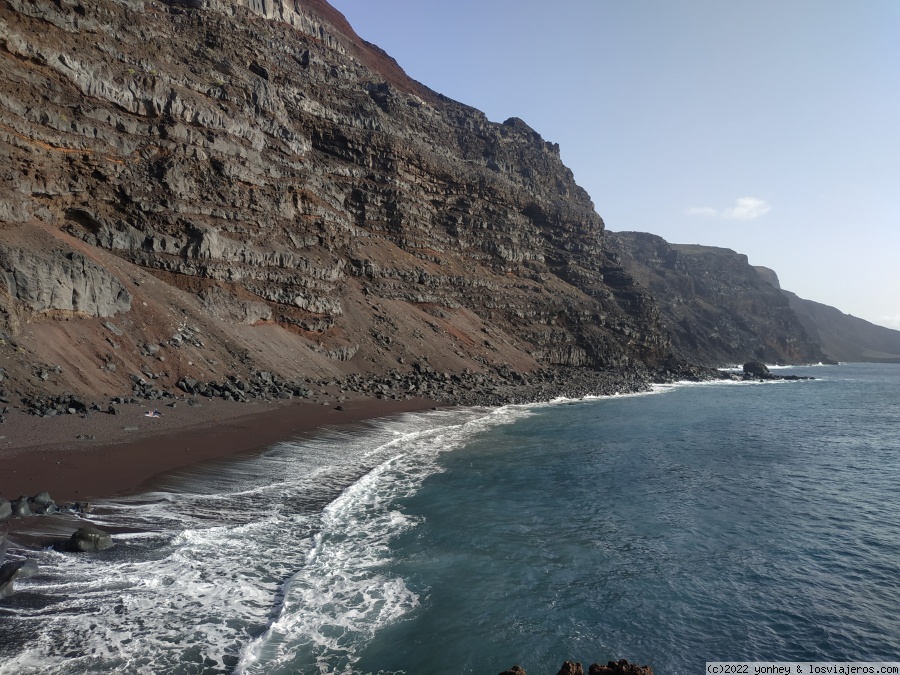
[721,362,837,372]
[234,405,533,674]
[0,405,532,675]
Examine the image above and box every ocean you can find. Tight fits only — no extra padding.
[1,363,899,674]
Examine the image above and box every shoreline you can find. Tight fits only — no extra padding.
[0,365,675,506]
[0,360,803,510]
[0,395,440,505]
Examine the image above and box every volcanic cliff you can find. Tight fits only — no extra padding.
[0,0,820,408]
[606,232,825,367]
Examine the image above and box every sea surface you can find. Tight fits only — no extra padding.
[1,362,899,674]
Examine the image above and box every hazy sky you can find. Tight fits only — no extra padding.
[328,1,900,329]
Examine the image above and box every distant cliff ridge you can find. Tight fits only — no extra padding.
[751,269,900,363]
[606,232,825,366]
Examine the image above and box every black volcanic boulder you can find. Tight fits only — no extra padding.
[742,361,771,378]
[32,491,53,507]
[30,491,58,514]
[69,526,113,552]
[0,559,39,599]
[11,496,31,517]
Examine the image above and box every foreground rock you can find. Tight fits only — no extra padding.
[589,661,654,675]
[68,526,113,553]
[499,661,652,675]
[11,496,32,517]
[0,559,39,599]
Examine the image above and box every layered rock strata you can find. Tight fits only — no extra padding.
[0,0,674,402]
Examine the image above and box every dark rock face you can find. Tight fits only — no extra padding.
[0,246,131,318]
[0,0,673,404]
[0,0,833,405]
[753,267,900,363]
[557,662,585,675]
[753,266,781,289]
[606,232,825,366]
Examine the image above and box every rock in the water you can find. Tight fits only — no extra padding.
[742,361,771,377]
[29,492,58,514]
[558,662,585,675]
[0,499,11,522]
[32,492,55,510]
[32,491,52,506]
[69,526,114,552]
[589,660,654,675]
[0,560,39,599]
[499,667,527,675]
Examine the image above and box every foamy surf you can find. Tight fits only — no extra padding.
[0,405,532,675]
[234,406,534,674]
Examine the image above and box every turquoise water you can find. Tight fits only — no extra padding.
[2,364,899,674]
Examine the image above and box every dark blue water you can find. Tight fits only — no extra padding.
[3,364,899,674]
[355,364,900,674]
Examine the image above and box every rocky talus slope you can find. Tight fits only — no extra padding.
[606,232,825,366]
[0,0,680,407]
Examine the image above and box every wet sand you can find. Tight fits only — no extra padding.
[0,396,440,503]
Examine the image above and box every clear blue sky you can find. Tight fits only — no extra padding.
[329,0,900,329]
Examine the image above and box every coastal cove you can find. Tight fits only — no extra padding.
[2,363,898,674]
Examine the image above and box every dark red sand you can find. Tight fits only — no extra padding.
[0,396,439,503]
